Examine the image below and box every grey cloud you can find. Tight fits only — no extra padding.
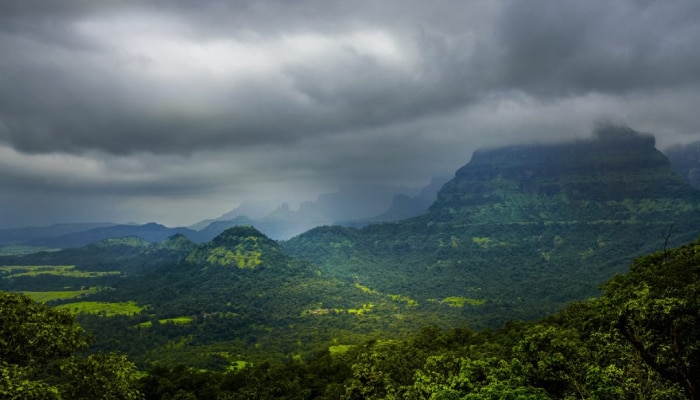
[496,0,700,96]
[0,1,499,156]
[2,0,700,228]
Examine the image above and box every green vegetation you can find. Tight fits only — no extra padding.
[0,244,58,256]
[471,236,506,249]
[0,265,121,278]
[138,317,195,328]
[22,287,102,302]
[388,293,418,307]
[347,302,375,315]
[0,291,143,399]
[438,296,486,308]
[159,316,194,325]
[204,245,262,268]
[354,282,379,294]
[56,301,144,316]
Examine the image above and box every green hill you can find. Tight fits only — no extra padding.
[69,226,446,367]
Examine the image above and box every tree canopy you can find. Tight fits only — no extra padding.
[0,291,143,399]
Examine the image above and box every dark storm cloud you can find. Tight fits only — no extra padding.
[1,0,700,227]
[2,0,699,157]
[0,1,488,155]
[497,0,700,95]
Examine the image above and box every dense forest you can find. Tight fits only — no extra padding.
[3,237,700,399]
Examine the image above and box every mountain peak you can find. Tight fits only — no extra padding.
[211,225,273,246]
[186,225,279,268]
[592,123,655,145]
[159,233,196,251]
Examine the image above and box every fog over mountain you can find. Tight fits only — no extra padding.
[1,0,700,228]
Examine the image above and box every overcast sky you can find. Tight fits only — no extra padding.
[1,0,700,228]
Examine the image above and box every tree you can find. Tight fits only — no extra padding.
[0,291,143,399]
[603,241,700,399]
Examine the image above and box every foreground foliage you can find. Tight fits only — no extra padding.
[0,291,143,399]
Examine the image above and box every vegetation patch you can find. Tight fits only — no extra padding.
[437,296,486,308]
[21,287,102,302]
[0,245,58,256]
[347,302,375,315]
[227,360,249,371]
[0,265,121,278]
[328,345,353,357]
[55,300,144,316]
[159,316,194,325]
[205,242,262,269]
[137,316,195,328]
[472,236,507,249]
[354,283,379,295]
[388,294,418,307]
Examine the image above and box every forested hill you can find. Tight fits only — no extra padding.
[284,127,700,326]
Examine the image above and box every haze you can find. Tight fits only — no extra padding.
[2,0,700,228]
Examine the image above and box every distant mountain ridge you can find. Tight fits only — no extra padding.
[26,223,198,248]
[0,223,116,245]
[2,180,444,248]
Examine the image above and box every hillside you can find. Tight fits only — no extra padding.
[284,127,700,326]
[58,226,448,367]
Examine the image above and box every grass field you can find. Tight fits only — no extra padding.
[138,316,195,328]
[22,287,102,302]
[55,300,144,316]
[0,265,121,278]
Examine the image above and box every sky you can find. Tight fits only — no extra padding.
[1,0,700,228]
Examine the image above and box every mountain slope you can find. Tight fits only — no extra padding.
[284,127,700,326]
[74,226,442,367]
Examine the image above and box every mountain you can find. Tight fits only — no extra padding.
[0,222,117,245]
[430,126,696,223]
[189,213,323,243]
[340,176,451,226]
[26,222,198,248]
[190,181,442,240]
[664,139,700,189]
[284,126,700,326]
[188,201,272,231]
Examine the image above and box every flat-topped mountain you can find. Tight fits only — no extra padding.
[430,126,696,223]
